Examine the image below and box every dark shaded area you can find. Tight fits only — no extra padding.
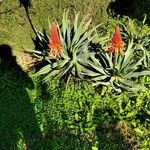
[0,45,12,60]
[19,0,31,9]
[19,0,37,35]
[108,0,135,16]
[0,44,42,149]
[96,123,133,150]
[32,29,49,52]
[41,120,90,149]
[108,0,150,22]
[93,107,134,149]
[93,99,139,149]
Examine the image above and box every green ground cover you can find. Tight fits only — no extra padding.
[0,59,149,149]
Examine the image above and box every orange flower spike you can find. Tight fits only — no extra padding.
[108,26,125,55]
[48,22,62,58]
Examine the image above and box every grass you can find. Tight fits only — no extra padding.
[0,0,110,54]
[1,0,150,53]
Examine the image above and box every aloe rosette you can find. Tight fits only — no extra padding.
[34,11,100,83]
[87,26,150,92]
[121,17,150,68]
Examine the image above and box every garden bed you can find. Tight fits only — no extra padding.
[0,0,150,149]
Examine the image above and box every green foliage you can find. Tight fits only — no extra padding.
[34,78,150,149]
[0,63,149,149]
[94,89,150,149]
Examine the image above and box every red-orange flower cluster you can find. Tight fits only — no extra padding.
[108,26,124,55]
[48,22,62,58]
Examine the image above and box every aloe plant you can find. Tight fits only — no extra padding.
[88,26,150,92]
[93,40,150,92]
[120,17,150,68]
[33,11,100,83]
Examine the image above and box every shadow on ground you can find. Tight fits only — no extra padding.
[108,0,150,23]
[0,44,42,149]
[96,123,133,150]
